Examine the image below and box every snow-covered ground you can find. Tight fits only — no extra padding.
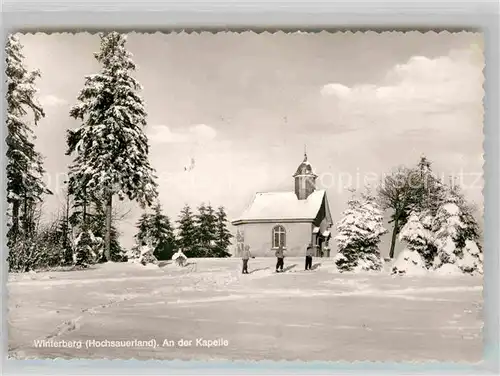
[8,257,482,361]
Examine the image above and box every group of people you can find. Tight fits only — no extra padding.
[241,243,316,274]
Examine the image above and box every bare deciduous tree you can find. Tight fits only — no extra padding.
[378,166,422,258]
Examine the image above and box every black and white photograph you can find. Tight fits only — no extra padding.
[7,31,484,361]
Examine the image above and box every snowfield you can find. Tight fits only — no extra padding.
[8,257,482,362]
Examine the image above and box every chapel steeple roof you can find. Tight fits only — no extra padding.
[293,152,317,178]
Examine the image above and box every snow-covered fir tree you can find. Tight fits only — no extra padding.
[195,203,218,257]
[67,171,92,231]
[134,202,176,261]
[46,201,73,266]
[149,204,176,260]
[74,230,102,268]
[334,190,387,272]
[392,211,434,275]
[397,211,436,268]
[67,186,97,264]
[66,32,158,262]
[176,204,199,258]
[417,155,446,216]
[213,206,233,258]
[6,34,52,261]
[432,183,482,274]
[134,213,150,244]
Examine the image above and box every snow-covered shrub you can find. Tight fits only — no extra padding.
[138,243,158,266]
[8,237,60,272]
[334,191,387,272]
[391,248,427,275]
[73,230,102,267]
[126,246,141,262]
[434,263,462,276]
[172,249,188,267]
[8,215,67,272]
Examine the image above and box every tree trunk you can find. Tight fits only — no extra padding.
[11,200,20,244]
[389,216,399,259]
[64,192,71,264]
[104,193,112,262]
[82,187,88,230]
[22,195,28,234]
[83,200,87,229]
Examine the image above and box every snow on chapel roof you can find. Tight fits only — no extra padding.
[232,189,327,224]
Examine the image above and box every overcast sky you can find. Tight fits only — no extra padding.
[18,31,484,253]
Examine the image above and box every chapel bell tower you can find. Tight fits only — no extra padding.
[293,152,317,200]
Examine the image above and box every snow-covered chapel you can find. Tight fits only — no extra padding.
[231,153,333,257]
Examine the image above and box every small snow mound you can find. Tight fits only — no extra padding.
[465,240,480,256]
[352,255,384,273]
[435,263,462,276]
[442,203,460,216]
[319,261,340,274]
[142,263,159,269]
[392,249,427,276]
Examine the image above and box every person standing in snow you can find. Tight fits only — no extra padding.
[241,245,253,274]
[305,242,314,270]
[275,245,285,272]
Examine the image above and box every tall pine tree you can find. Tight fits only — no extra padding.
[214,206,232,258]
[416,155,446,216]
[6,34,52,270]
[66,32,158,261]
[176,204,198,258]
[134,212,151,244]
[150,203,176,260]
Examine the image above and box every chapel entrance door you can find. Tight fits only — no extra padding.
[317,236,324,257]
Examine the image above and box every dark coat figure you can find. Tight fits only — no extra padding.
[241,246,253,274]
[305,243,314,270]
[275,246,284,272]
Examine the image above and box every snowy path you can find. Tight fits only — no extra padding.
[8,258,482,361]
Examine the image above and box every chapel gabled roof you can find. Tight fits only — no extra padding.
[231,189,328,225]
